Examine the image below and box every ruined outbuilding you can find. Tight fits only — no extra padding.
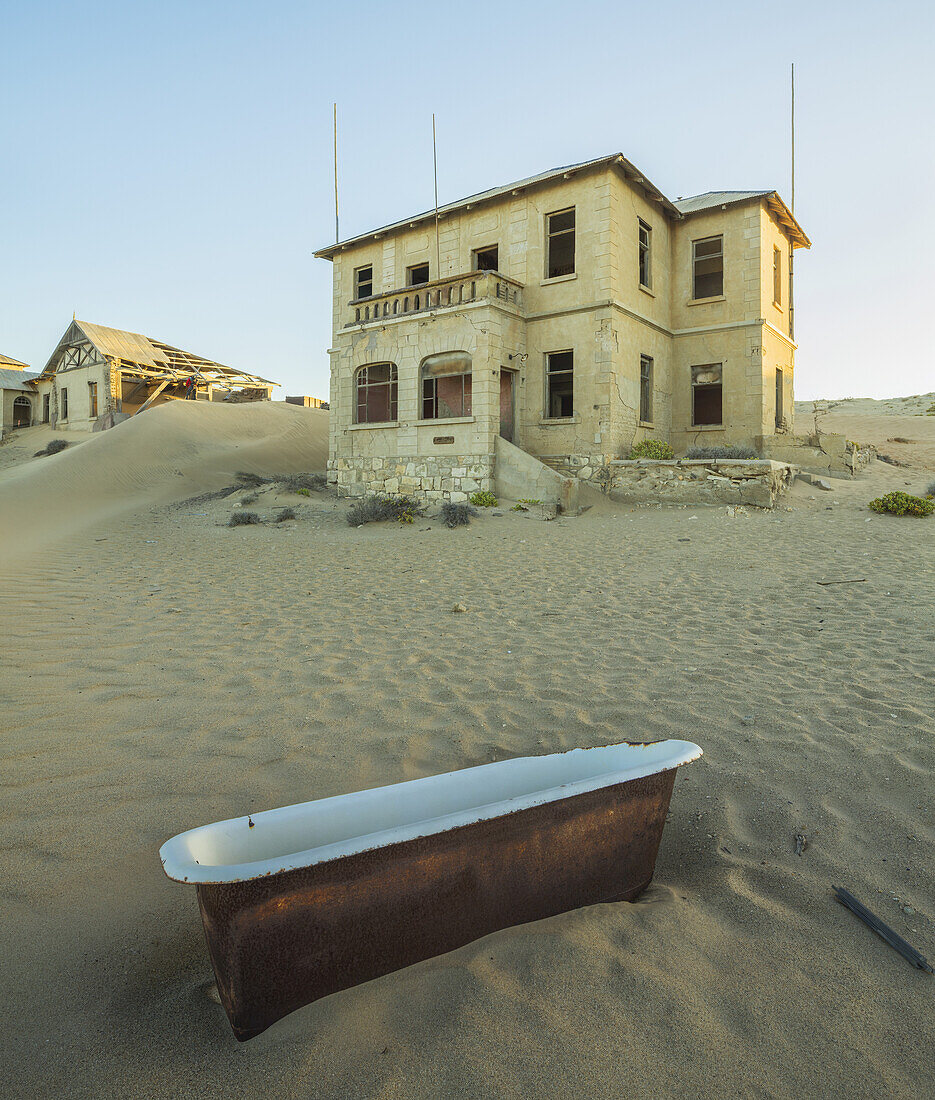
[0,355,39,436]
[34,320,278,430]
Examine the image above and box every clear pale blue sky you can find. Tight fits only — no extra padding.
[2,1,932,400]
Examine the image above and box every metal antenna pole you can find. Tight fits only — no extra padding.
[789,63,795,341]
[433,113,440,279]
[333,103,339,244]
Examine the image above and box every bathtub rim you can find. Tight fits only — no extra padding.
[160,738,702,885]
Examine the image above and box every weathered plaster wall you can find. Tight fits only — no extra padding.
[607,459,795,508]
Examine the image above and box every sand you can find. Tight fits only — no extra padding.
[1,401,932,1099]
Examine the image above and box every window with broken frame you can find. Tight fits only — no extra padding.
[355,363,398,424]
[546,209,575,278]
[692,236,723,299]
[545,350,574,418]
[691,364,722,426]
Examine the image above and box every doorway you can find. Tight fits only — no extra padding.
[13,395,32,427]
[499,369,515,442]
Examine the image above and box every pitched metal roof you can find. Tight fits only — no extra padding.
[40,320,278,387]
[314,153,680,259]
[675,190,810,247]
[674,191,772,214]
[0,367,39,391]
[316,154,811,258]
[0,353,30,369]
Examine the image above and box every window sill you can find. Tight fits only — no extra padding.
[416,415,475,426]
[540,273,577,286]
[638,420,655,428]
[348,420,399,431]
[538,416,578,426]
[690,424,725,431]
[687,295,726,306]
[639,284,655,298]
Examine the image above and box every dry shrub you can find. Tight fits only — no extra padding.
[228,511,262,526]
[685,444,758,460]
[275,508,296,522]
[34,438,69,457]
[441,502,477,528]
[346,494,423,526]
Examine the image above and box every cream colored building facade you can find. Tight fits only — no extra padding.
[316,153,809,499]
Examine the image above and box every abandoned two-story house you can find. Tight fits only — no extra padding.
[315,152,809,500]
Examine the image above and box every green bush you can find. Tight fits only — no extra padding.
[867,491,934,517]
[469,490,498,507]
[295,488,310,497]
[628,438,674,460]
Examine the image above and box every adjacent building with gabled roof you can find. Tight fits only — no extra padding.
[316,152,809,501]
[0,356,39,434]
[34,320,278,430]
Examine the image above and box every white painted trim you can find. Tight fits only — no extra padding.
[160,740,702,885]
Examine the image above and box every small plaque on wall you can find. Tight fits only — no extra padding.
[433,435,455,445]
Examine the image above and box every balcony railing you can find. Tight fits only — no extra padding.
[347,270,523,327]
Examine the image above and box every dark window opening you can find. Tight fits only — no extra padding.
[546,350,574,417]
[88,381,98,418]
[691,364,722,426]
[355,363,398,424]
[640,355,653,423]
[638,220,652,288]
[421,353,472,419]
[60,388,68,419]
[474,245,499,272]
[354,265,373,300]
[43,394,50,422]
[407,263,430,286]
[692,236,723,299]
[546,208,575,278]
[775,368,784,429]
[773,246,782,306]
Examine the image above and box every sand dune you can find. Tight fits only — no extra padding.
[0,402,329,566]
[1,404,933,1099]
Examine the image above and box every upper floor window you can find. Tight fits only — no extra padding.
[546,208,575,278]
[691,364,722,426]
[773,246,782,306]
[638,220,652,288]
[355,363,397,424]
[640,355,653,423]
[692,236,723,299]
[473,245,499,272]
[354,265,373,300]
[407,262,430,286]
[421,352,472,420]
[546,350,574,417]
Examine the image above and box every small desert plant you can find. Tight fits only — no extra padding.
[240,492,259,505]
[511,503,528,512]
[685,444,758,460]
[518,498,541,505]
[867,491,934,517]
[234,471,269,488]
[628,438,674,460]
[346,494,423,526]
[228,511,262,526]
[281,473,326,493]
[469,490,498,507]
[34,438,69,457]
[275,507,296,522]
[925,480,935,499]
[441,501,477,527]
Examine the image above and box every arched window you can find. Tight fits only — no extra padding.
[421,352,472,420]
[355,363,398,424]
[12,395,32,428]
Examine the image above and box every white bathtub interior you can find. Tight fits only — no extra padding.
[161,739,702,883]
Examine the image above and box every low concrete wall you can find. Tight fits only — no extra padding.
[606,459,796,508]
[495,436,579,512]
[762,432,875,477]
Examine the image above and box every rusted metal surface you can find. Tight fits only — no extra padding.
[196,768,677,1041]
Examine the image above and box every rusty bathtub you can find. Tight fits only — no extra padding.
[160,738,702,1040]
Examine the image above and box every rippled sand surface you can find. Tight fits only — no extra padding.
[1,403,932,1099]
